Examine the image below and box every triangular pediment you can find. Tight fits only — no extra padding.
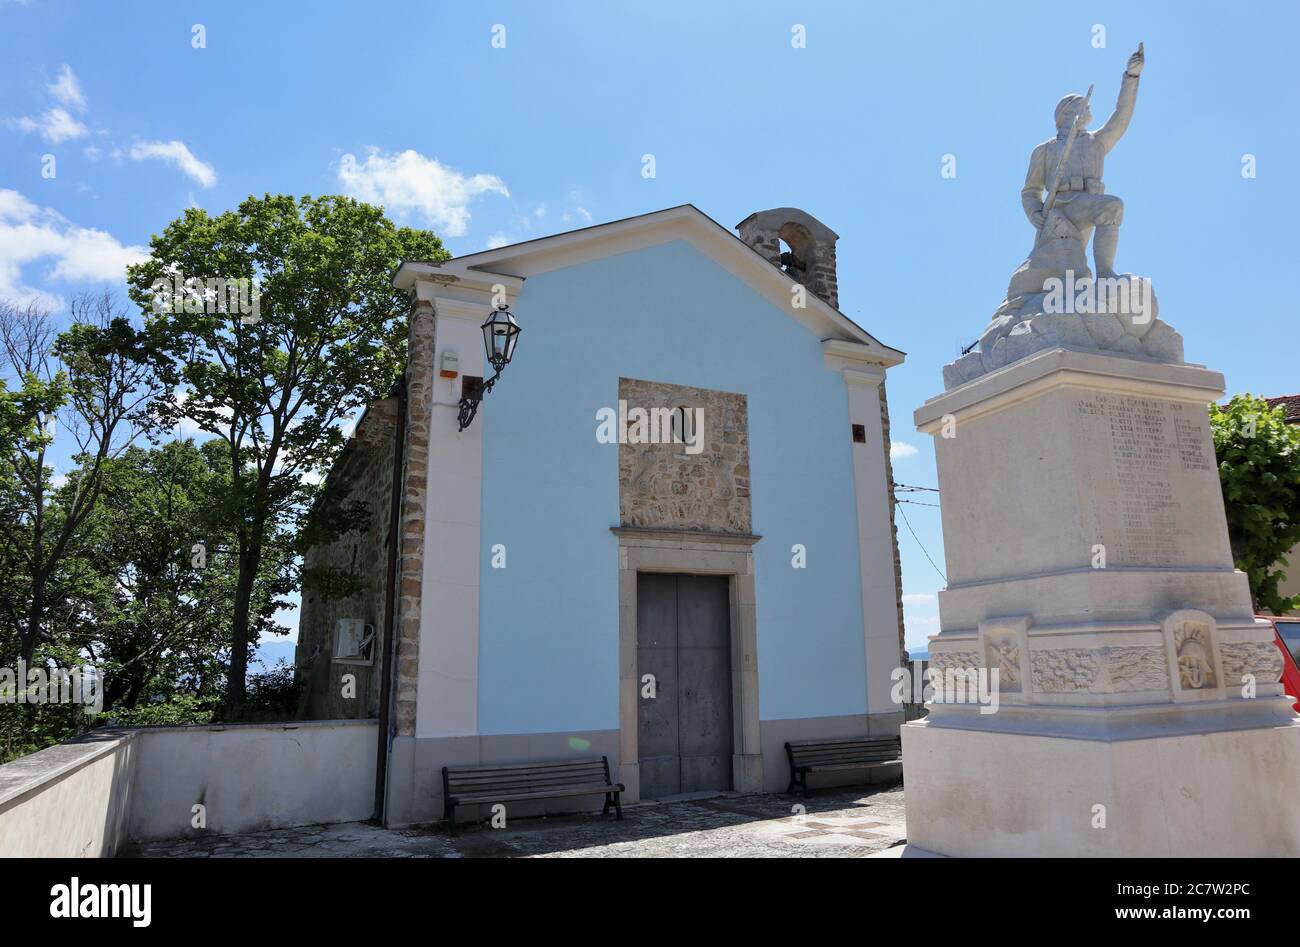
[394,204,903,367]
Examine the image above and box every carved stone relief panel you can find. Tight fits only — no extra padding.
[1030,645,1169,694]
[1220,641,1284,687]
[1103,646,1170,692]
[1173,620,1216,690]
[1161,610,1225,701]
[617,377,751,533]
[929,650,980,676]
[984,633,1024,694]
[1031,648,1101,693]
[978,617,1031,698]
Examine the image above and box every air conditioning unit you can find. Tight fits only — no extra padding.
[333,619,375,665]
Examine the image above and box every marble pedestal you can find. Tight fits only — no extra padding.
[905,346,1300,857]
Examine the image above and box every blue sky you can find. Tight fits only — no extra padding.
[2,0,1297,662]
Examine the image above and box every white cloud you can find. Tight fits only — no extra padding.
[902,591,941,651]
[47,226,148,282]
[560,190,594,226]
[0,189,39,221]
[129,140,217,188]
[15,107,87,144]
[0,188,147,304]
[50,64,86,112]
[485,232,511,250]
[562,208,593,225]
[336,148,508,237]
[890,440,919,459]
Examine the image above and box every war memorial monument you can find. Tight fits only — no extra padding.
[903,44,1300,857]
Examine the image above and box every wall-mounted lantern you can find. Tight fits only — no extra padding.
[457,304,521,431]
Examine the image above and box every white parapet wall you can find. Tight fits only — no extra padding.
[128,719,377,841]
[0,719,377,857]
[0,730,136,858]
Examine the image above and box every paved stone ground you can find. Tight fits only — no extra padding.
[120,785,907,858]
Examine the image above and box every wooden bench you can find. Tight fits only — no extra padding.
[442,757,624,832]
[784,736,902,796]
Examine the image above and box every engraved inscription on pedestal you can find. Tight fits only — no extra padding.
[1074,394,1219,567]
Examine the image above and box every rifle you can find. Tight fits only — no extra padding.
[1035,83,1094,244]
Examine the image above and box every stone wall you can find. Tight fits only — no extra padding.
[296,397,398,720]
[394,298,436,737]
[390,299,436,733]
[878,380,907,661]
[735,207,840,308]
[618,377,752,533]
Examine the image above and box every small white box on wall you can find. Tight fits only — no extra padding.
[333,619,375,665]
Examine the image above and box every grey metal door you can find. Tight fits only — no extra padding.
[636,573,733,799]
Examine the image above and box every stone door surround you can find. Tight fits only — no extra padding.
[613,526,763,802]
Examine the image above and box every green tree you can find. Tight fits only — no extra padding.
[74,439,235,713]
[1211,394,1300,614]
[127,194,445,710]
[0,367,67,652]
[0,294,160,668]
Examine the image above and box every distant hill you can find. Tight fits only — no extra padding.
[253,639,298,673]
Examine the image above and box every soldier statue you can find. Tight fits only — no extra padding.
[1021,44,1144,279]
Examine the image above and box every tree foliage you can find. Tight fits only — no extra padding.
[0,193,445,756]
[0,294,161,668]
[1211,394,1300,614]
[126,194,444,710]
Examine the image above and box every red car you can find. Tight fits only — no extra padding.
[1263,615,1300,713]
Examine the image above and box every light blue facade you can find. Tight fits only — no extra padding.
[478,239,868,734]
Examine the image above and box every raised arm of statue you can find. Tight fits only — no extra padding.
[1095,44,1144,153]
[1020,143,1048,227]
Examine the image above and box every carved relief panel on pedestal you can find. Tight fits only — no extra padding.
[1161,610,1225,701]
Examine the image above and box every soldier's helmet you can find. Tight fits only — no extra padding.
[1054,93,1089,131]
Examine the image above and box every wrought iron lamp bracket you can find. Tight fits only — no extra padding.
[457,370,501,432]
